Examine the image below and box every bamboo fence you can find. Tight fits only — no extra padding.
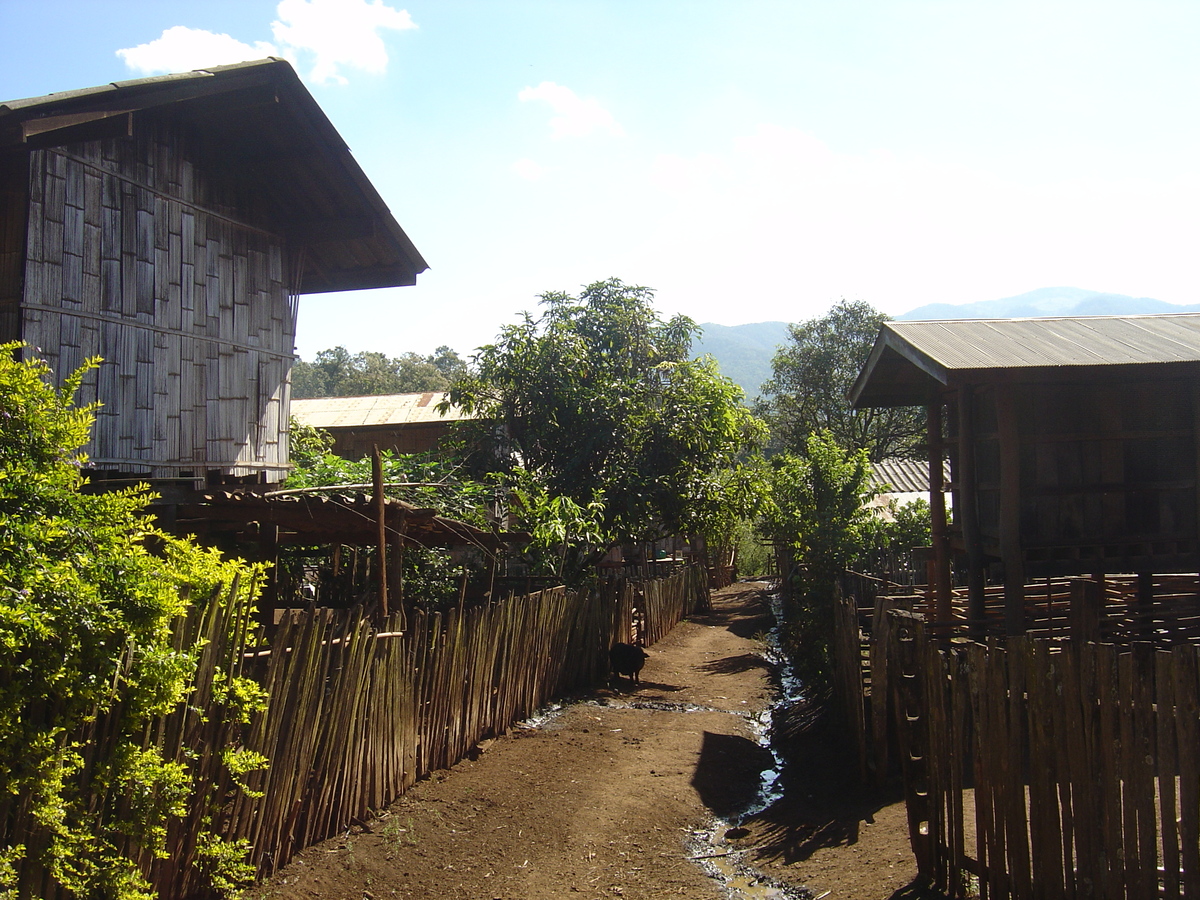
[887,611,1200,899]
[836,573,1200,788]
[4,566,705,897]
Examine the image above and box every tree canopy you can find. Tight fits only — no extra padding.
[291,345,468,399]
[446,278,766,546]
[759,299,924,461]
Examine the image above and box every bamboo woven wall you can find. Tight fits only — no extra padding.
[18,124,297,482]
[0,155,24,343]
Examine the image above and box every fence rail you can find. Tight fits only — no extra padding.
[7,567,706,898]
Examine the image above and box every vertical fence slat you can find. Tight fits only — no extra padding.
[1004,639,1032,898]
[1175,645,1200,899]
[1093,643,1124,899]
[1156,648,1180,900]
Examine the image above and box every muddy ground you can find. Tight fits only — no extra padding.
[248,582,937,900]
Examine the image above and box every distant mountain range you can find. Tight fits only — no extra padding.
[895,287,1200,321]
[692,321,791,401]
[697,288,1200,401]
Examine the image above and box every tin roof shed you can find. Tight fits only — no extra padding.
[291,392,475,458]
[851,313,1200,634]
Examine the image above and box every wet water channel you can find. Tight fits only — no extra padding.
[683,585,815,900]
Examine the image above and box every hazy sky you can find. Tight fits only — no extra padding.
[3,0,1200,359]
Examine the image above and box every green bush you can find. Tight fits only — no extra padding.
[758,431,876,690]
[0,346,264,899]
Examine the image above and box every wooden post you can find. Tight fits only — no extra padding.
[1070,577,1102,643]
[927,399,953,626]
[1136,572,1154,639]
[390,509,407,631]
[373,445,389,620]
[996,384,1026,635]
[889,608,934,878]
[258,522,279,629]
[957,385,988,639]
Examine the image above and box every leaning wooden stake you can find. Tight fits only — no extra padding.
[373,445,389,619]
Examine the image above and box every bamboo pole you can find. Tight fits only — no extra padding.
[373,445,389,619]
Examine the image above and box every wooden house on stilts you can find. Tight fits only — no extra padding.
[0,58,427,493]
[851,314,1200,636]
[0,61,526,618]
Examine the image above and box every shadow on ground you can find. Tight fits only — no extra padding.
[690,730,775,819]
[688,583,774,639]
[697,652,775,676]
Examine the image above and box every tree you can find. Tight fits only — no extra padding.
[291,346,469,399]
[758,431,878,689]
[446,278,766,549]
[759,299,924,461]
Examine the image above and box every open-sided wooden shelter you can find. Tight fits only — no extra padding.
[0,59,427,488]
[851,314,1200,634]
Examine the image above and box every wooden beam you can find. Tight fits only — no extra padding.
[373,446,389,620]
[928,399,953,626]
[21,110,133,147]
[996,383,1026,635]
[956,384,988,637]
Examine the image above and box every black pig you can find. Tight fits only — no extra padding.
[609,642,649,685]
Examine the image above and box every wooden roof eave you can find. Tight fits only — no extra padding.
[850,327,951,409]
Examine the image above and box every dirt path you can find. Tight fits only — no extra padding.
[249,583,924,900]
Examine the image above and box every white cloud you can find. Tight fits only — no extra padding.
[511,158,545,181]
[650,153,721,195]
[117,26,278,74]
[518,82,624,140]
[116,0,415,84]
[272,0,416,85]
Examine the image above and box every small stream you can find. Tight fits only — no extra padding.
[683,583,816,900]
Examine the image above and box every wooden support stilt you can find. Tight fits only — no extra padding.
[373,445,389,620]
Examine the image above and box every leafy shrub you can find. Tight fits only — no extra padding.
[0,346,264,899]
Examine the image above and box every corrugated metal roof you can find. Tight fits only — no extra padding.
[886,314,1200,369]
[291,393,471,429]
[851,313,1200,408]
[871,458,946,493]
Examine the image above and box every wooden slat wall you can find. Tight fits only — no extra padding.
[890,575,1200,645]
[19,125,297,482]
[851,573,1200,789]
